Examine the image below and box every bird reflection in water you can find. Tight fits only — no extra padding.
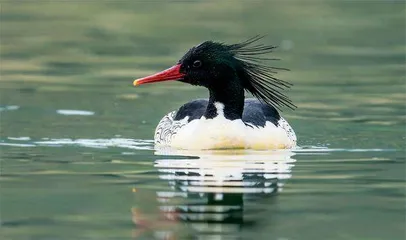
[132,149,296,239]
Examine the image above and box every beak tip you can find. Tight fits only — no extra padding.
[132,64,183,87]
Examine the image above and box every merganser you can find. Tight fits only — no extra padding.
[133,36,297,150]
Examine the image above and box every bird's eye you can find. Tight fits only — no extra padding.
[192,60,202,68]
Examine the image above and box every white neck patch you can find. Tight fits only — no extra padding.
[214,102,225,117]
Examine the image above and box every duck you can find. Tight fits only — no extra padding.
[133,36,297,150]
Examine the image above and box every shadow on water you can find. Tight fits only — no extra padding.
[131,149,296,239]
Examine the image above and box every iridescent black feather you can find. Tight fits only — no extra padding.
[179,36,296,110]
[228,36,296,111]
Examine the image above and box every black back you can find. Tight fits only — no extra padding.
[173,98,280,127]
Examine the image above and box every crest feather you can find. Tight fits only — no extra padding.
[227,36,296,110]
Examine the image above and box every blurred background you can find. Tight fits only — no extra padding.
[1,1,405,240]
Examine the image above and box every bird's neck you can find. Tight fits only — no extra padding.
[204,84,244,120]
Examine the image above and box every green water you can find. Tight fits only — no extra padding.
[1,1,405,240]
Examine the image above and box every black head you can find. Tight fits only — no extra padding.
[177,41,239,88]
[133,36,295,110]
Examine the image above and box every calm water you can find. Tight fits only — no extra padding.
[1,1,405,240]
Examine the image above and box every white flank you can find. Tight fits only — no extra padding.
[154,103,297,150]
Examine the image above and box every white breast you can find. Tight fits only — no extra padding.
[154,102,297,150]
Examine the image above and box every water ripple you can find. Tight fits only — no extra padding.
[56,109,95,116]
[0,137,154,150]
[0,137,398,153]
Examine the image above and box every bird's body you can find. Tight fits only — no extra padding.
[154,99,296,150]
[133,37,298,150]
